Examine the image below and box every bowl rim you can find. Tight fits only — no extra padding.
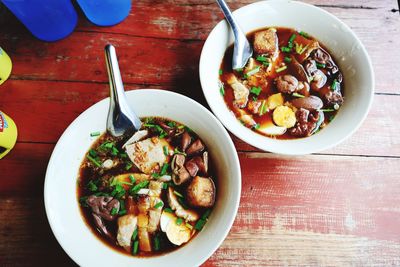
[44,89,242,266]
[199,0,375,155]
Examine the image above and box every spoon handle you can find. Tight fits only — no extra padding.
[105,44,141,136]
[215,0,243,40]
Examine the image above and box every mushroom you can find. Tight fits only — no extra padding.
[158,120,175,136]
[92,213,113,239]
[86,195,120,221]
[275,75,299,94]
[186,176,216,208]
[289,56,309,82]
[185,153,208,177]
[181,131,192,151]
[289,108,323,137]
[304,59,318,77]
[186,139,205,156]
[171,154,191,185]
[310,70,327,91]
[167,187,199,222]
[185,159,199,177]
[291,96,323,111]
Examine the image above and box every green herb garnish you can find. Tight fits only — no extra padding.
[195,219,207,231]
[163,146,169,156]
[89,149,97,157]
[289,34,297,44]
[320,109,335,112]
[87,180,98,192]
[299,31,310,38]
[250,86,262,96]
[292,92,305,98]
[284,56,292,63]
[154,201,163,209]
[174,147,187,156]
[256,55,268,62]
[316,62,326,68]
[246,66,260,76]
[129,175,136,184]
[280,46,291,53]
[220,83,225,96]
[276,66,287,73]
[160,163,169,176]
[86,154,101,167]
[110,207,118,216]
[173,190,184,198]
[132,240,139,255]
[219,69,223,75]
[253,123,260,130]
[131,228,138,240]
[130,180,150,195]
[164,208,174,213]
[125,162,133,171]
[162,182,168,190]
[202,209,212,220]
[176,217,183,225]
[154,235,160,251]
[90,131,100,137]
[331,79,338,91]
[259,100,267,116]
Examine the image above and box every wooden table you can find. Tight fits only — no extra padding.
[1,0,399,265]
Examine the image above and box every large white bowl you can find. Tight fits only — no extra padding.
[200,0,374,155]
[44,89,241,267]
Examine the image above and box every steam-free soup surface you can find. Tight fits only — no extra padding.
[78,117,216,257]
[219,27,344,139]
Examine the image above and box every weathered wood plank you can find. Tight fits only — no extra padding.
[0,80,398,156]
[0,0,399,94]
[1,152,399,265]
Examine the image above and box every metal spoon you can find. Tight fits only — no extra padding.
[216,0,253,70]
[105,44,141,137]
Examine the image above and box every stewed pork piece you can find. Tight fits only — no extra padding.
[78,117,216,257]
[219,27,344,139]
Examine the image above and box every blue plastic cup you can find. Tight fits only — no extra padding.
[1,0,78,42]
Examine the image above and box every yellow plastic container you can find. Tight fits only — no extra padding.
[0,111,18,159]
[0,47,12,85]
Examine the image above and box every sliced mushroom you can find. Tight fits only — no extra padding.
[167,187,199,222]
[86,195,120,221]
[117,214,138,249]
[185,155,208,177]
[291,95,323,111]
[186,176,216,208]
[310,70,327,91]
[181,131,192,151]
[92,213,113,239]
[275,75,299,94]
[289,56,309,82]
[185,159,199,177]
[304,59,318,77]
[171,154,191,185]
[158,121,175,136]
[186,139,204,156]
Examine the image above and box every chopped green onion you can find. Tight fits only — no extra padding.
[154,201,163,209]
[174,147,187,156]
[178,198,189,209]
[329,115,335,122]
[252,96,258,101]
[160,163,169,176]
[162,182,168,190]
[299,31,310,38]
[263,62,270,67]
[246,66,260,76]
[174,190,184,198]
[202,209,212,220]
[152,172,160,178]
[79,196,89,207]
[331,79,338,91]
[119,181,133,186]
[194,219,207,231]
[118,209,127,216]
[87,180,98,192]
[120,199,125,210]
[275,66,288,73]
[250,86,262,96]
[153,235,160,251]
[259,100,266,116]
[256,55,268,62]
[86,154,101,167]
[316,62,326,68]
[176,217,183,225]
[220,83,225,96]
[131,228,138,240]
[289,34,297,43]
[111,146,119,156]
[130,180,150,195]
[125,162,133,171]
[299,44,309,55]
[90,131,100,137]
[132,240,139,255]
[292,92,305,98]
[219,69,223,75]
[89,149,97,157]
[164,208,174,213]
[284,56,292,63]
[235,68,243,72]
[163,146,169,156]
[242,73,248,79]
[186,223,193,230]
[159,132,168,139]
[252,123,260,130]
[280,46,291,53]
[111,207,118,216]
[129,175,136,184]
[167,121,176,128]
[119,152,128,158]
[320,109,335,112]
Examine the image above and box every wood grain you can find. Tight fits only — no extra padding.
[0,0,399,266]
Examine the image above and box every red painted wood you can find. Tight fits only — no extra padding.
[0,0,399,266]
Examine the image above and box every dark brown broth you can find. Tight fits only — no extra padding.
[220,27,343,139]
[77,117,214,257]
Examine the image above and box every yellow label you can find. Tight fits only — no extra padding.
[0,111,18,159]
[0,47,12,85]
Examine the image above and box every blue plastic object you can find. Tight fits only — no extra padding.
[76,0,131,26]
[1,0,78,42]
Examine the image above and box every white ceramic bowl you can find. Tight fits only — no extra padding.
[200,0,374,155]
[44,89,241,267]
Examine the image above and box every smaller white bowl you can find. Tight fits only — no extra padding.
[199,0,374,155]
[44,89,241,267]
